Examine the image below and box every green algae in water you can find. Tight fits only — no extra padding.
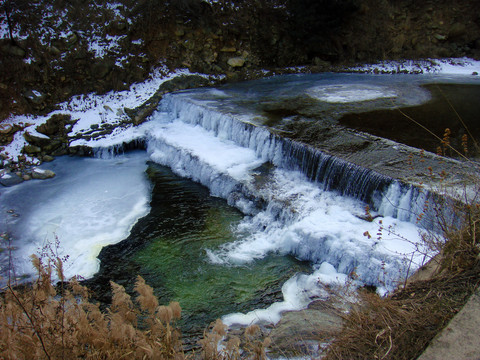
[133,163,311,333]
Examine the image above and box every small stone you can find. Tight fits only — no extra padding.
[23,174,31,181]
[31,168,56,180]
[49,46,62,56]
[227,57,245,68]
[433,33,446,41]
[42,155,55,162]
[66,32,78,46]
[24,89,46,105]
[220,46,236,52]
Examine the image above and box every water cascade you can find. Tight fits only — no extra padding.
[4,73,462,329]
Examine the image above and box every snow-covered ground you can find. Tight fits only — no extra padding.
[349,57,480,75]
[0,67,203,164]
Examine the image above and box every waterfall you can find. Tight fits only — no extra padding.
[74,89,444,292]
[160,94,394,207]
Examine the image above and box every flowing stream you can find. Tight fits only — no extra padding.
[1,73,479,336]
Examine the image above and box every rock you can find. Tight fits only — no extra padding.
[37,114,73,136]
[175,28,185,37]
[42,155,55,162]
[31,168,56,180]
[48,46,62,56]
[0,172,24,186]
[24,89,46,105]
[313,57,331,68]
[65,32,78,47]
[448,23,467,40]
[158,75,210,93]
[220,46,236,52]
[182,39,195,50]
[22,174,31,181]
[92,60,114,79]
[227,57,245,67]
[268,306,343,357]
[23,145,42,155]
[113,19,128,31]
[434,33,447,41]
[24,131,52,148]
[2,44,26,57]
[0,124,14,135]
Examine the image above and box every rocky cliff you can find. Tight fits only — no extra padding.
[1,0,479,120]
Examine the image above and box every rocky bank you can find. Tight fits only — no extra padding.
[1,0,480,120]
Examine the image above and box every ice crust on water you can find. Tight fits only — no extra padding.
[307,84,397,103]
[0,152,150,280]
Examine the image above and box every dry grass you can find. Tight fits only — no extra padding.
[0,253,272,359]
[0,255,184,359]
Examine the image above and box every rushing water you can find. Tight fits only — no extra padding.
[2,72,478,336]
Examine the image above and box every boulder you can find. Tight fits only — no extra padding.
[2,44,26,57]
[0,123,14,135]
[227,57,245,67]
[0,172,24,186]
[268,303,344,358]
[23,145,42,155]
[24,131,51,148]
[92,60,114,79]
[24,89,46,105]
[448,23,467,40]
[36,114,73,136]
[31,168,56,180]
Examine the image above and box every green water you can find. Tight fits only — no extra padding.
[96,163,310,337]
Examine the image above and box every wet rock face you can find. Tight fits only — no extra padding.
[268,300,346,358]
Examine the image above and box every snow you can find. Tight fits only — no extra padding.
[88,34,127,58]
[351,57,480,76]
[0,67,199,162]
